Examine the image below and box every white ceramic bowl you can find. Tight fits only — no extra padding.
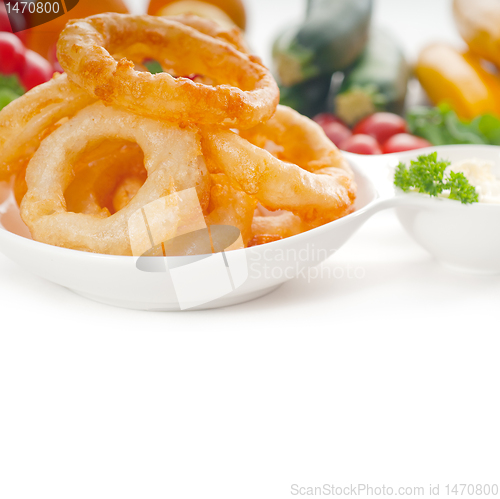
[1,145,499,311]
[343,145,500,275]
[380,145,500,274]
[0,159,381,311]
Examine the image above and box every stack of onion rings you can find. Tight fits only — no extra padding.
[0,13,356,256]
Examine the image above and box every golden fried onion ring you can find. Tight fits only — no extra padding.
[113,176,145,213]
[13,142,145,214]
[65,142,146,217]
[21,102,209,255]
[206,174,256,246]
[202,105,356,225]
[57,13,279,128]
[0,73,95,181]
[251,211,307,240]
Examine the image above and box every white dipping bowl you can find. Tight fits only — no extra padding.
[389,145,500,274]
[0,161,378,311]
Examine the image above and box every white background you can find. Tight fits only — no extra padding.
[1,0,499,498]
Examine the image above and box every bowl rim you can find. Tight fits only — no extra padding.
[4,143,499,261]
[0,162,379,261]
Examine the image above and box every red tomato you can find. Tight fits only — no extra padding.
[313,112,345,127]
[353,112,407,145]
[0,32,26,75]
[382,133,432,154]
[322,121,352,148]
[0,2,27,44]
[48,43,63,73]
[20,49,54,90]
[341,134,382,155]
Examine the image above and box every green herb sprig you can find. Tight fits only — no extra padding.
[394,152,479,204]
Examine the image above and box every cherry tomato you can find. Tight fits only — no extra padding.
[48,43,63,73]
[322,121,352,148]
[20,49,54,90]
[341,134,382,155]
[0,32,26,75]
[353,112,407,145]
[382,133,432,154]
[0,2,27,44]
[313,112,345,127]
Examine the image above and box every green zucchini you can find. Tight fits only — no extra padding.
[278,74,332,117]
[272,0,373,87]
[334,28,410,125]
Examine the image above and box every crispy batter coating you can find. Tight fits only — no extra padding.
[201,105,356,226]
[251,211,307,240]
[0,74,95,181]
[57,13,278,128]
[206,173,256,245]
[65,142,146,216]
[21,102,209,255]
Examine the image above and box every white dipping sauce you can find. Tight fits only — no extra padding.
[447,159,500,204]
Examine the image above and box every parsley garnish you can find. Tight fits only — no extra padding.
[394,152,479,204]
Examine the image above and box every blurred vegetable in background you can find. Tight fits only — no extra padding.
[148,0,246,29]
[0,73,24,110]
[341,134,381,155]
[313,111,430,155]
[25,0,129,60]
[273,0,500,152]
[353,112,407,145]
[272,0,408,132]
[21,48,53,90]
[381,133,431,154]
[153,0,237,29]
[334,28,409,125]
[0,0,129,108]
[408,104,500,146]
[312,113,352,147]
[272,0,372,87]
[416,44,500,120]
[0,30,54,111]
[279,74,331,117]
[2,0,500,154]
[453,0,500,71]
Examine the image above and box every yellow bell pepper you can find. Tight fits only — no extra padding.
[147,0,246,30]
[155,1,237,30]
[454,0,500,69]
[416,44,500,120]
